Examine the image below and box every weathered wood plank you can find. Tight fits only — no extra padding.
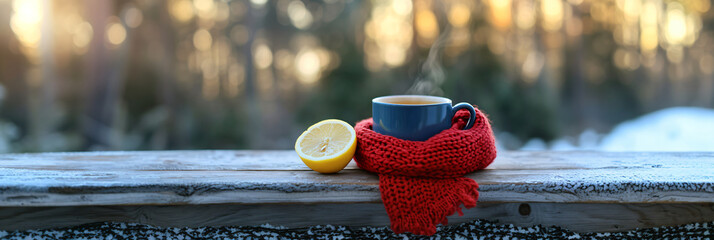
[0,151,305,171]
[1,203,712,232]
[1,150,712,171]
[0,167,711,206]
[1,151,713,232]
[1,151,713,206]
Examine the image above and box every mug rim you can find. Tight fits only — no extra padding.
[372,95,451,106]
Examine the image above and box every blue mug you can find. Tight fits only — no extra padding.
[372,95,476,141]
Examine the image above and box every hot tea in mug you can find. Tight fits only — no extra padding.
[372,95,476,141]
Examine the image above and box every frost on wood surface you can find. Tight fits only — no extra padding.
[0,181,378,195]
[1,151,712,205]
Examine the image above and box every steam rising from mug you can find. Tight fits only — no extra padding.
[406,28,451,96]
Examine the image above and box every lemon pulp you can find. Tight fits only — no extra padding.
[295,119,356,173]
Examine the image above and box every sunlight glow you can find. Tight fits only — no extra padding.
[8,0,711,104]
[10,0,43,48]
[72,22,93,49]
[295,48,321,84]
[194,0,217,20]
[170,0,195,23]
[392,0,412,16]
[620,0,641,23]
[254,43,273,69]
[193,29,213,51]
[448,3,471,28]
[489,0,511,31]
[541,0,563,32]
[251,0,268,7]
[640,1,659,53]
[515,0,535,30]
[106,19,127,46]
[287,0,313,29]
[415,9,438,45]
[665,2,686,45]
[365,0,413,68]
[683,14,701,46]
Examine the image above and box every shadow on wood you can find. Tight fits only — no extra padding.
[2,203,713,232]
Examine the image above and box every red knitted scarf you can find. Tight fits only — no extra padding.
[353,108,497,235]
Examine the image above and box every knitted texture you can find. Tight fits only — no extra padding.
[353,108,497,235]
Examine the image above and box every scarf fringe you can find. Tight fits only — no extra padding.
[385,177,480,235]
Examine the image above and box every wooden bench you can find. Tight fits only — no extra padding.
[1,151,712,232]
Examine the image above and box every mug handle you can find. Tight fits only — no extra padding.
[452,103,476,130]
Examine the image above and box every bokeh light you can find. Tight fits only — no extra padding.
[448,3,470,28]
[295,48,321,84]
[106,18,127,46]
[1,0,714,152]
[287,0,313,29]
[10,0,43,48]
[253,43,273,69]
[72,22,93,51]
[489,0,511,31]
[124,6,143,28]
[193,28,212,51]
[170,0,195,23]
[541,0,563,32]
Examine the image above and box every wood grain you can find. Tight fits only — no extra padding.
[2,203,712,232]
[1,150,712,171]
[0,151,713,206]
[1,151,713,232]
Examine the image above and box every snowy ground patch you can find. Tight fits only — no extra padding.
[599,107,714,151]
[513,107,714,151]
[0,220,711,240]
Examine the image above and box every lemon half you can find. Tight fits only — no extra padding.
[295,119,357,173]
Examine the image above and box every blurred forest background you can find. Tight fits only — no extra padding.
[0,0,713,152]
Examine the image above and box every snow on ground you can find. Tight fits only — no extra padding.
[514,107,714,151]
[599,107,714,151]
[0,220,711,240]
